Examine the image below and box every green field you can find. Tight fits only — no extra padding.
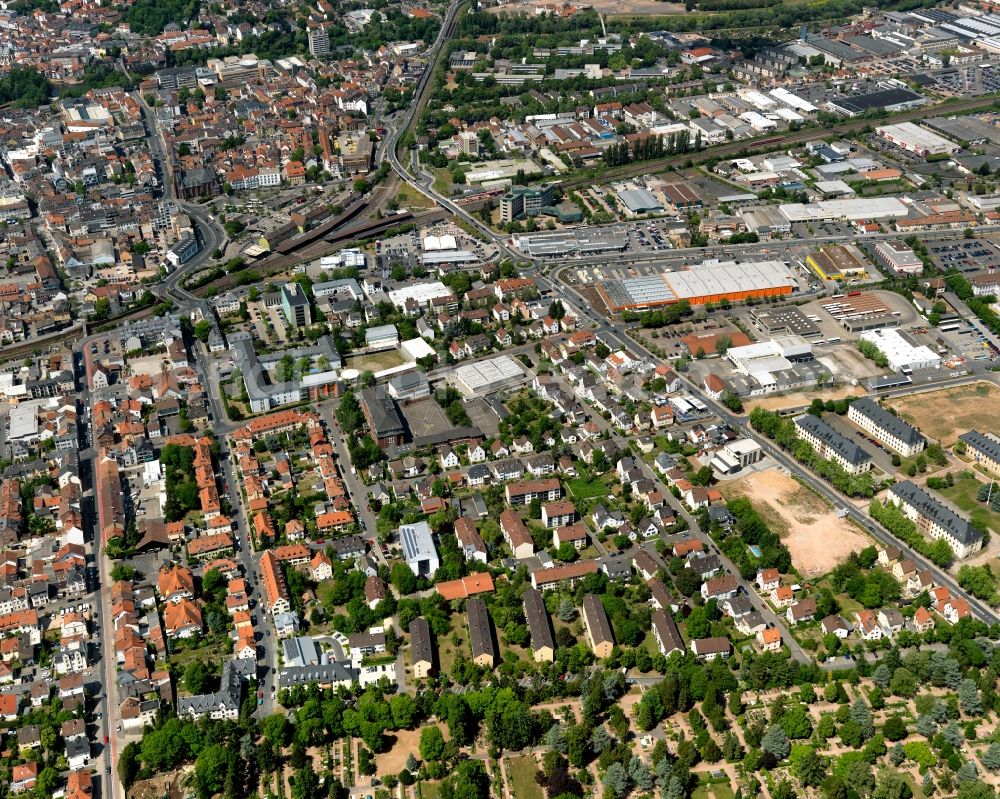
[343,349,406,373]
[418,782,442,799]
[692,773,736,799]
[937,473,1000,535]
[507,756,544,799]
[393,182,435,210]
[566,472,609,499]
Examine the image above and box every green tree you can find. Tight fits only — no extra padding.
[797,749,827,787]
[419,726,445,761]
[762,725,791,760]
[195,744,229,799]
[184,660,213,694]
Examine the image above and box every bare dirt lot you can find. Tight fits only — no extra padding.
[377,725,447,775]
[886,381,1000,445]
[720,467,873,577]
[745,386,864,413]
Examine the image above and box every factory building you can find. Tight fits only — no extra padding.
[806,245,869,281]
[874,241,924,275]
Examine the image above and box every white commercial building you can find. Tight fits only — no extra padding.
[860,328,941,373]
[7,403,38,441]
[875,122,961,157]
[320,249,367,270]
[452,355,527,397]
[387,281,454,310]
[727,335,813,376]
[779,197,908,223]
[423,234,458,251]
[400,521,439,576]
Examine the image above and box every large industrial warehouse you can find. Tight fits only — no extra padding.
[598,260,796,311]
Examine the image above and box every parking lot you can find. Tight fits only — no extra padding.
[926,240,1000,273]
[933,63,1000,96]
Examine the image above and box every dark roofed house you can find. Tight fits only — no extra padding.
[690,637,731,660]
[847,398,925,457]
[582,594,615,659]
[523,587,555,662]
[360,388,408,449]
[409,617,434,679]
[960,430,1000,476]
[651,609,684,656]
[787,597,817,625]
[888,481,984,559]
[795,414,873,475]
[467,598,497,668]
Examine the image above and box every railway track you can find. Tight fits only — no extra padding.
[559,95,1000,189]
[192,208,446,297]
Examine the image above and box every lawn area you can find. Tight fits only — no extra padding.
[899,452,945,477]
[937,473,1000,535]
[428,167,452,196]
[343,350,406,373]
[393,182,434,210]
[438,618,470,678]
[566,473,608,500]
[506,756,544,799]
[692,774,736,799]
[418,782,442,799]
[169,639,230,693]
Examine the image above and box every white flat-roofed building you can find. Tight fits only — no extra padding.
[737,88,777,109]
[388,281,454,310]
[874,240,924,275]
[860,328,941,373]
[769,87,818,113]
[727,335,813,376]
[739,112,778,131]
[320,249,367,270]
[453,355,527,397]
[400,337,436,362]
[876,122,961,156]
[779,197,908,223]
[7,404,38,442]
